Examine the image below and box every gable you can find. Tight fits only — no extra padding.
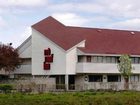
[18,36,31,58]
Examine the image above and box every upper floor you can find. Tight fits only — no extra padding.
[77,55,140,74]
[77,55,140,64]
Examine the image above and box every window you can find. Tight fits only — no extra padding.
[116,57,120,63]
[135,58,139,63]
[78,56,84,62]
[21,58,31,65]
[102,56,106,63]
[106,57,111,63]
[107,75,121,82]
[138,58,140,63]
[87,56,91,62]
[131,57,134,63]
[56,75,65,89]
[98,56,103,63]
[93,56,98,63]
[78,56,129,63]
[130,75,139,82]
[131,57,140,64]
[88,75,103,82]
[91,56,120,63]
[93,56,103,63]
[111,57,116,63]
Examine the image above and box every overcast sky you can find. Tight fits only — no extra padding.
[0,0,140,47]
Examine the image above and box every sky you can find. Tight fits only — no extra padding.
[0,0,140,47]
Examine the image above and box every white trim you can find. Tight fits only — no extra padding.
[77,49,85,55]
[17,36,31,50]
[17,36,31,56]
[66,40,86,53]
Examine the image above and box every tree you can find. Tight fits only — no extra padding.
[0,43,21,74]
[117,54,132,90]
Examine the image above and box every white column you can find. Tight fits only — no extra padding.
[65,75,69,91]
[103,74,107,82]
[33,75,35,79]
[121,75,125,83]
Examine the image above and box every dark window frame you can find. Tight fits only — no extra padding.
[88,75,103,82]
[107,75,121,82]
[87,56,91,62]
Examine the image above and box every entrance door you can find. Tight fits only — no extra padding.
[69,75,75,90]
[56,75,65,89]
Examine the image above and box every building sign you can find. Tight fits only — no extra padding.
[43,48,53,70]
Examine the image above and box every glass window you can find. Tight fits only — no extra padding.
[116,57,120,63]
[87,56,91,62]
[97,56,103,63]
[135,58,139,63]
[131,57,135,63]
[93,56,98,63]
[102,56,106,63]
[84,56,132,63]
[88,75,103,82]
[138,58,140,63]
[78,56,84,62]
[56,75,65,89]
[111,57,116,63]
[106,57,111,63]
[131,57,140,64]
[21,58,31,65]
[107,75,121,82]
[139,58,140,63]
[130,75,139,82]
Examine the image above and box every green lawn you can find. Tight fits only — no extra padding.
[0,91,140,105]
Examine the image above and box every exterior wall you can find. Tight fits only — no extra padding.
[87,82,124,90]
[33,77,55,86]
[76,63,140,74]
[66,41,85,74]
[32,29,66,75]
[66,48,77,74]
[13,37,32,75]
[75,74,140,90]
[75,75,85,90]
[14,65,31,74]
[18,37,32,58]
[81,81,140,91]
[3,77,56,92]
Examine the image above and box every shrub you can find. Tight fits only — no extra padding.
[0,84,13,93]
[0,91,140,105]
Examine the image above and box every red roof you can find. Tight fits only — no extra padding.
[32,16,140,55]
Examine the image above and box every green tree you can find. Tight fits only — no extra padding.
[0,43,21,74]
[118,54,132,90]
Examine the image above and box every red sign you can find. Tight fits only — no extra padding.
[43,48,53,70]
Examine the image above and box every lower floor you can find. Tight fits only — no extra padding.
[3,73,140,91]
[51,74,140,91]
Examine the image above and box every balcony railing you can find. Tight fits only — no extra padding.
[76,63,140,73]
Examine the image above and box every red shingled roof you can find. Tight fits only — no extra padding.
[32,16,140,55]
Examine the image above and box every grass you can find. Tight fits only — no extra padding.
[0,91,140,105]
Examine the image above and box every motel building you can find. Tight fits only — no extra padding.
[11,16,140,91]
